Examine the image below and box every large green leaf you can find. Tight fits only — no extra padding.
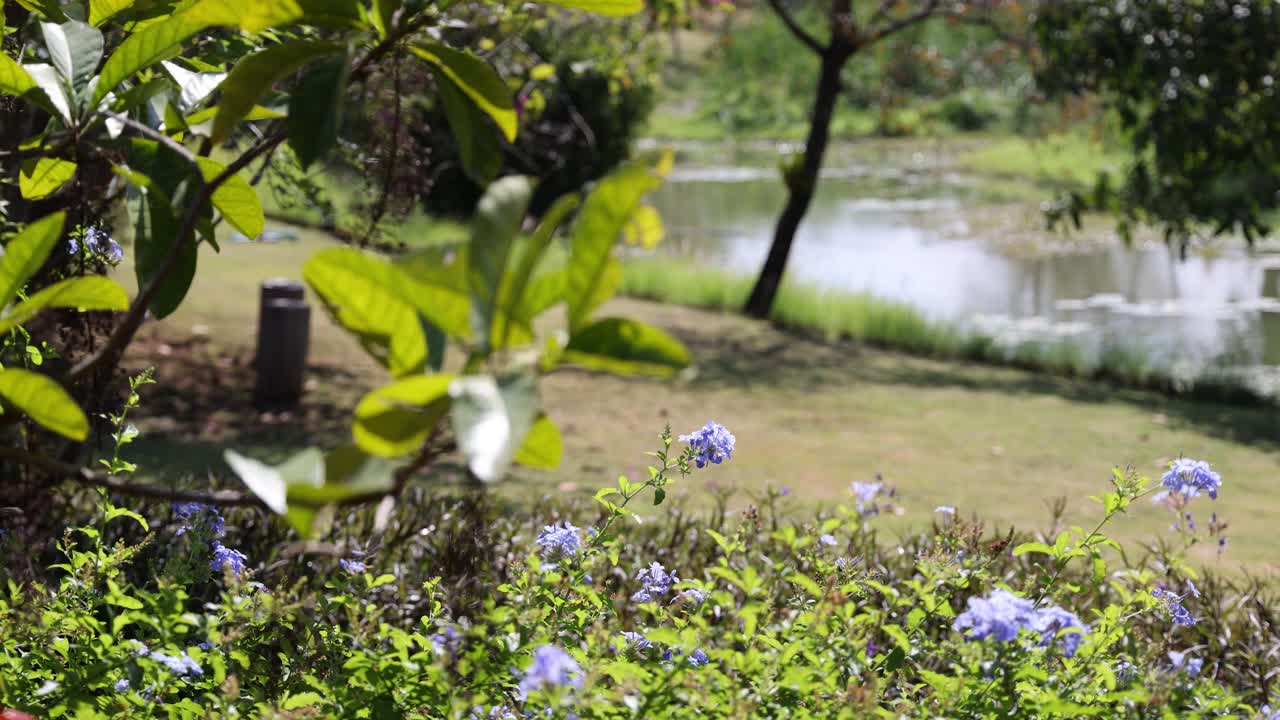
[91,7,218,106]
[41,20,104,101]
[501,192,578,332]
[410,42,516,142]
[565,162,661,331]
[391,249,474,340]
[0,276,129,336]
[230,0,365,32]
[433,68,502,184]
[224,449,291,514]
[303,247,426,377]
[210,40,344,143]
[194,157,264,239]
[513,413,562,469]
[0,55,61,118]
[0,212,65,310]
[468,176,532,352]
[562,317,690,377]
[161,60,225,112]
[449,373,539,483]
[23,64,72,122]
[353,375,454,457]
[134,194,197,319]
[0,369,88,440]
[535,0,643,16]
[18,157,76,200]
[287,53,350,169]
[89,0,137,25]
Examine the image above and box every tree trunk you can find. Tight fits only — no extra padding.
[743,48,847,318]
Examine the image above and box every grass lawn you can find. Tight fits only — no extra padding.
[115,225,1280,574]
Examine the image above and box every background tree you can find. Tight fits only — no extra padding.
[1033,0,1280,249]
[743,0,1022,318]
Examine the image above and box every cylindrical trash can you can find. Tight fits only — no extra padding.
[255,296,310,408]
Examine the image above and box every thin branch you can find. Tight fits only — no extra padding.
[866,0,941,44]
[0,138,72,161]
[766,0,826,55]
[0,447,262,507]
[108,113,202,171]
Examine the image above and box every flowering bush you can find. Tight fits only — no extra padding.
[0,431,1275,718]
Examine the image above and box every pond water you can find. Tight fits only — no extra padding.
[644,139,1280,387]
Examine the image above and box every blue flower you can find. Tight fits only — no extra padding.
[1168,650,1202,677]
[535,522,582,562]
[149,650,202,676]
[431,626,462,658]
[953,589,1088,656]
[339,558,367,573]
[1031,606,1088,657]
[631,562,678,603]
[517,645,582,695]
[173,502,225,538]
[1261,704,1280,720]
[1114,659,1138,684]
[850,481,883,513]
[1159,458,1222,501]
[680,422,735,468]
[621,631,652,651]
[679,588,707,604]
[1152,588,1196,626]
[210,542,247,576]
[113,678,129,692]
[81,227,124,263]
[688,648,709,667]
[819,534,838,547]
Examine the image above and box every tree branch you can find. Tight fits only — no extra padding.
[766,0,826,55]
[0,447,263,507]
[866,0,941,44]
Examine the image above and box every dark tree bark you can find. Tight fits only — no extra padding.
[743,47,848,318]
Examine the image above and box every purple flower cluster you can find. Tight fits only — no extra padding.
[687,648,710,667]
[173,502,224,538]
[621,631,652,651]
[680,422,735,468]
[517,645,582,695]
[211,542,247,575]
[149,650,202,676]
[953,589,1088,657]
[819,534,838,547]
[339,558,367,574]
[535,522,582,563]
[1168,650,1203,677]
[631,562,678,603]
[69,227,123,263]
[1158,458,1222,501]
[1152,587,1196,626]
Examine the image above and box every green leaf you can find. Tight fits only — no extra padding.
[1012,542,1055,558]
[18,157,76,200]
[562,317,689,377]
[211,39,344,143]
[392,249,474,340]
[91,5,223,106]
[0,55,60,118]
[224,450,291,514]
[282,691,325,710]
[0,276,129,336]
[194,156,265,239]
[622,204,664,249]
[501,192,578,332]
[432,67,502,184]
[371,0,400,36]
[105,506,150,532]
[0,212,66,309]
[40,20,103,101]
[468,176,532,352]
[534,0,644,15]
[353,375,454,458]
[161,60,225,112]
[135,193,197,319]
[303,247,426,377]
[449,373,538,482]
[0,369,88,440]
[287,54,350,169]
[23,64,72,122]
[565,162,662,330]
[89,0,137,25]
[410,42,516,142]
[513,413,562,469]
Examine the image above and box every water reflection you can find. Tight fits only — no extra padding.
[647,152,1280,382]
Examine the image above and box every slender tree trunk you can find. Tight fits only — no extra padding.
[743,48,849,318]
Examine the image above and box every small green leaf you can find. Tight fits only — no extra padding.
[195,156,265,239]
[1012,542,1055,558]
[432,67,502,184]
[41,20,104,100]
[513,413,562,469]
[134,194,197,319]
[223,450,288,514]
[0,55,61,118]
[18,157,76,200]
[287,53,350,169]
[562,317,690,377]
[23,64,72,122]
[468,176,532,352]
[353,375,454,458]
[105,506,150,532]
[281,691,325,710]
[502,192,578,331]
[410,42,516,142]
[211,39,344,143]
[161,60,226,112]
[0,212,66,309]
[0,368,88,440]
